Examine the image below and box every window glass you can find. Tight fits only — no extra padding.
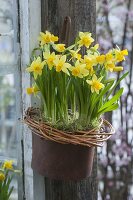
[0,0,19,199]
[0,74,18,200]
[0,0,15,65]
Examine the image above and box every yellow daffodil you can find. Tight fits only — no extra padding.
[69,49,81,60]
[55,44,66,52]
[93,44,99,50]
[105,53,113,62]
[0,173,5,181]
[26,85,39,95]
[43,52,56,69]
[86,65,94,75]
[70,60,89,78]
[26,57,45,79]
[105,62,115,72]
[115,49,128,62]
[113,66,123,72]
[84,54,97,66]
[83,55,97,74]
[51,34,59,43]
[86,74,104,94]
[38,31,58,46]
[53,55,71,75]
[96,55,106,64]
[122,49,128,55]
[3,160,13,170]
[104,52,118,72]
[78,32,94,48]
[89,44,99,52]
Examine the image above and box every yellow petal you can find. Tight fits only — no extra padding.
[26,87,34,95]
[92,74,97,81]
[64,63,71,69]
[60,55,66,63]
[113,66,123,72]
[91,87,94,93]
[36,56,41,62]
[0,173,5,181]
[121,49,128,56]
[43,52,50,59]
[94,44,99,50]
[86,80,92,85]
[62,67,70,76]
[79,32,84,38]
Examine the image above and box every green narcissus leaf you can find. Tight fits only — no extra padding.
[90,80,115,113]
[98,88,123,113]
[98,103,119,115]
[67,44,75,50]
[105,72,129,100]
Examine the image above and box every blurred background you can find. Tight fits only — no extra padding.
[0,0,132,199]
[97,0,133,199]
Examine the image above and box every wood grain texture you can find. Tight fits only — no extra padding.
[41,0,96,42]
[41,0,97,199]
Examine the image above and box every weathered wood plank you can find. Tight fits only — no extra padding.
[41,0,97,199]
[33,171,46,200]
[19,0,45,199]
[19,1,33,199]
[41,0,96,41]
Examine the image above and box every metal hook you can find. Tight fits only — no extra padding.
[60,16,71,46]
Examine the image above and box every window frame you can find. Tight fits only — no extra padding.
[19,0,45,199]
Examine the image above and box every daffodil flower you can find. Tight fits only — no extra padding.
[70,60,89,78]
[105,53,113,62]
[38,31,58,46]
[0,173,5,181]
[77,32,94,48]
[3,160,14,170]
[51,34,59,43]
[104,62,115,72]
[55,44,66,52]
[26,85,39,95]
[82,55,97,75]
[114,49,128,62]
[43,52,56,70]
[86,74,104,94]
[96,55,106,64]
[69,49,81,60]
[53,55,71,75]
[26,57,45,79]
[88,44,99,53]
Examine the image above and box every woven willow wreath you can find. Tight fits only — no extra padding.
[24,107,115,147]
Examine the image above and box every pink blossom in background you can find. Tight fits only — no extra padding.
[99,156,108,167]
[98,37,112,50]
[106,194,111,200]
[108,181,114,187]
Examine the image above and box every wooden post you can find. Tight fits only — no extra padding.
[41,0,97,199]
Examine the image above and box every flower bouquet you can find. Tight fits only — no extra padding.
[24,31,128,180]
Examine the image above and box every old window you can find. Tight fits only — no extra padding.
[0,0,23,199]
